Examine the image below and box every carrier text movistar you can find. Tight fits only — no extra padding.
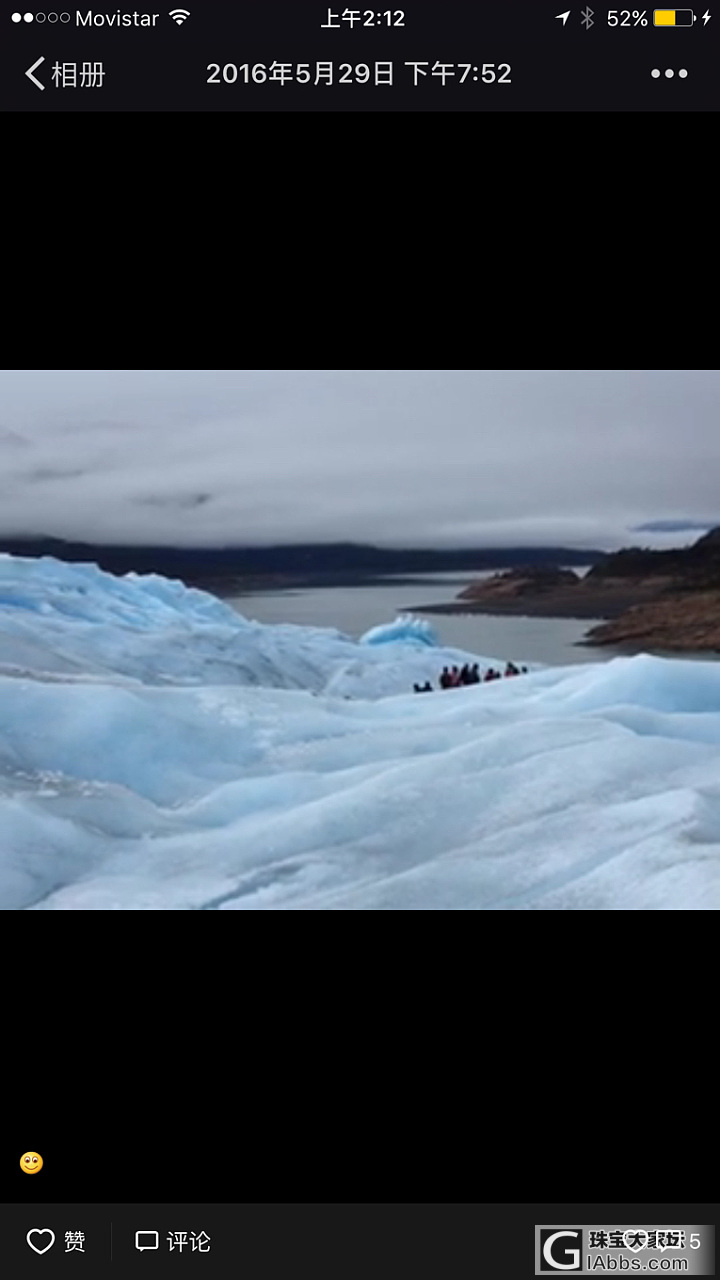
[76,10,161,25]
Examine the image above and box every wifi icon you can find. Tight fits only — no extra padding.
[169,7,190,22]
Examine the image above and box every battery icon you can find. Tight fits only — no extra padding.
[653,9,695,22]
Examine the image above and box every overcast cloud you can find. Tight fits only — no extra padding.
[1,369,718,551]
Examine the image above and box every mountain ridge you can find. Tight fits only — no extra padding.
[0,536,605,585]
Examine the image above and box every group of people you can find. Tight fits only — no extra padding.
[413,661,527,693]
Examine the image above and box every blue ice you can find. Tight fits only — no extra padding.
[2,554,720,910]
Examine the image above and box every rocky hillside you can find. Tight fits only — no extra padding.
[429,529,720,650]
[585,590,720,651]
[458,566,581,600]
[585,526,720,591]
[561,527,720,649]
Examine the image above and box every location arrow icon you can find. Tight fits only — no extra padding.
[25,56,45,89]
[555,10,571,22]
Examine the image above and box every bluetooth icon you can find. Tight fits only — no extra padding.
[581,5,594,27]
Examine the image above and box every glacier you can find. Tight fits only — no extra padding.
[2,552,720,910]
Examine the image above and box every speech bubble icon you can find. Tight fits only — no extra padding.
[135,1230,159,1251]
[623,1230,649,1253]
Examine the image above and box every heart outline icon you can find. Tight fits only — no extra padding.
[623,1229,649,1253]
[27,1229,55,1254]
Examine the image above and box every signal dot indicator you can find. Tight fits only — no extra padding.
[12,12,22,20]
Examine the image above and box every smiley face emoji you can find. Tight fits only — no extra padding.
[20,1151,43,1174]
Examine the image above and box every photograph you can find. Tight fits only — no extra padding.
[2,367,720,909]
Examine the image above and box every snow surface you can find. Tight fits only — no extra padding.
[2,553,720,910]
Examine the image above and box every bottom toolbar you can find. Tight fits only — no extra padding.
[3,1207,228,1272]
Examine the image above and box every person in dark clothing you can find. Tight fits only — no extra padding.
[521,666,528,674]
[459,664,470,685]
[439,667,451,689]
[413,683,422,693]
[449,666,461,687]
[422,681,433,692]
[505,662,519,677]
[469,663,480,683]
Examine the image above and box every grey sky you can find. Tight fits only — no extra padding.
[1,369,718,551]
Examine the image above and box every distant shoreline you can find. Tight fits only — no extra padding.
[406,592,639,623]
[406,590,720,655]
[212,567,599,599]
[212,573,466,596]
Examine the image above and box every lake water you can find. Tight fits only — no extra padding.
[223,569,629,667]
